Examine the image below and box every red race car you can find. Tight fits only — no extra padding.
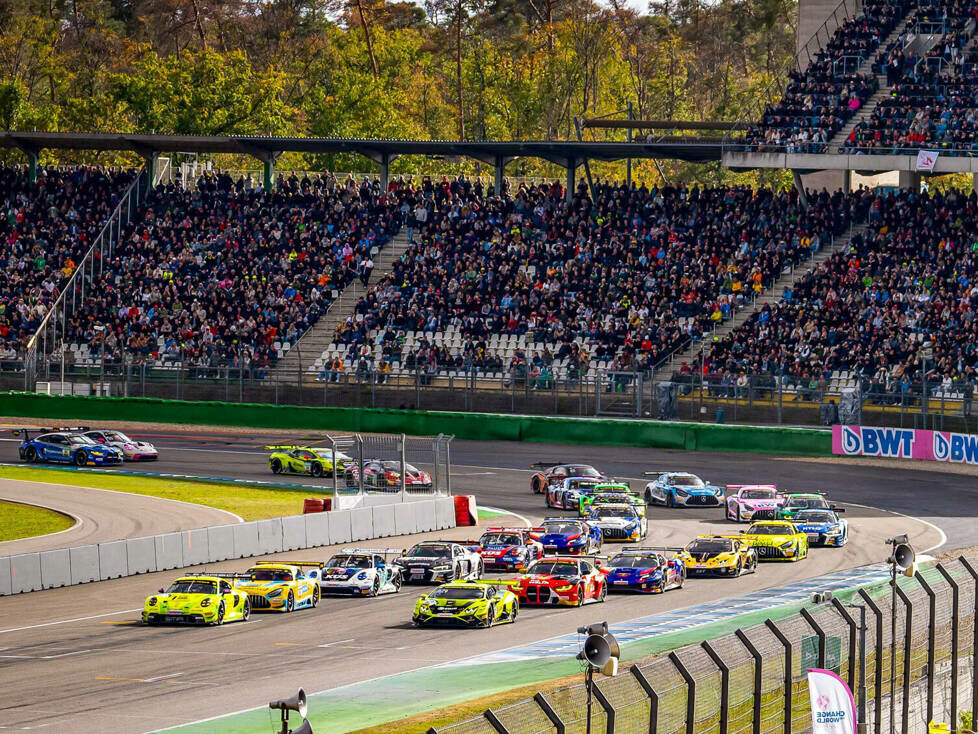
[506,556,608,606]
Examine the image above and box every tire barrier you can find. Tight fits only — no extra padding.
[453,495,478,526]
[0,496,456,595]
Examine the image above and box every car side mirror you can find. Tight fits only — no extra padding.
[158,588,165,593]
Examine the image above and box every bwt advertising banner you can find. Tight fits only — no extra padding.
[807,669,856,734]
[832,424,978,464]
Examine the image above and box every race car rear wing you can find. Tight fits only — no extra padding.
[252,560,325,568]
[10,425,90,438]
[529,461,569,468]
[338,548,403,557]
[485,527,535,534]
[207,572,253,580]
[627,546,685,554]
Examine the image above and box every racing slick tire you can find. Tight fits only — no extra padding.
[311,462,324,478]
[369,576,381,597]
[531,474,545,494]
[286,591,295,613]
[733,504,742,522]
[677,570,685,589]
[644,488,654,505]
[575,583,586,607]
[23,446,38,463]
[392,573,402,592]
[270,458,283,474]
[476,559,484,578]
[734,559,745,577]
[242,599,251,621]
[74,450,88,467]
[545,491,554,508]
[482,604,496,628]
[510,600,519,622]
[453,563,461,581]
[312,586,321,607]
[216,601,226,625]
[666,492,676,508]
[597,582,607,603]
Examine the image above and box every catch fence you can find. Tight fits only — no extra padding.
[431,558,978,734]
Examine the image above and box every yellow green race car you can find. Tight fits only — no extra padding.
[231,561,324,612]
[143,575,251,625]
[728,521,809,561]
[675,535,759,577]
[578,483,644,516]
[265,445,355,478]
[412,581,519,628]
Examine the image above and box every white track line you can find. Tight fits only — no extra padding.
[0,609,141,635]
[843,501,947,553]
[480,505,533,528]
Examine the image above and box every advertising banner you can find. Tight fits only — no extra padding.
[807,669,857,734]
[832,424,978,465]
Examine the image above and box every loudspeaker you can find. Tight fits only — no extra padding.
[291,720,314,734]
[602,658,619,677]
[582,634,612,667]
[890,543,915,573]
[269,689,307,719]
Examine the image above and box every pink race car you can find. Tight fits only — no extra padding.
[725,485,783,523]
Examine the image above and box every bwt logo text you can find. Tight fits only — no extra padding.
[841,427,915,458]
[933,431,978,464]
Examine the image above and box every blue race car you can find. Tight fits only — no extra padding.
[546,476,603,510]
[643,472,725,507]
[529,517,603,555]
[605,548,685,593]
[792,508,848,547]
[15,427,124,467]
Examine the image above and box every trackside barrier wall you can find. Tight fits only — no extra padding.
[0,497,455,594]
[430,558,978,734]
[0,392,833,456]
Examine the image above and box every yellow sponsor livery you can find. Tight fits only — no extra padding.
[728,521,809,561]
[675,535,758,576]
[232,561,324,612]
[143,575,251,626]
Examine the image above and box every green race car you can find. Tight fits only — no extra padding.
[265,445,355,478]
[143,575,251,625]
[776,493,831,521]
[579,483,644,516]
[412,581,519,628]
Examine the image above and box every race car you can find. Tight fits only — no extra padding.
[733,521,809,561]
[14,427,124,467]
[351,459,433,491]
[586,503,648,542]
[579,484,644,516]
[393,541,483,584]
[546,476,604,510]
[143,574,251,625]
[792,509,848,547]
[229,561,323,612]
[675,535,758,576]
[412,581,519,628]
[529,462,608,494]
[605,548,685,593]
[506,556,608,606]
[644,472,725,507]
[463,528,544,572]
[265,445,355,478]
[775,493,832,521]
[84,429,159,461]
[320,548,402,596]
[529,518,603,555]
[725,485,783,522]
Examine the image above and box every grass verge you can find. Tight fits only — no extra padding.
[0,466,313,521]
[0,498,74,541]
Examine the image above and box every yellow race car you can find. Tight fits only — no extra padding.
[730,521,809,561]
[143,574,251,625]
[232,561,324,612]
[412,581,519,628]
[265,445,355,478]
[675,535,758,577]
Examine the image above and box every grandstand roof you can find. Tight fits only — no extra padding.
[0,132,722,165]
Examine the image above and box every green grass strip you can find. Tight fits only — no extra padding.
[0,498,74,542]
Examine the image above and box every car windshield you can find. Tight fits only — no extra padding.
[797,512,836,523]
[249,568,293,581]
[687,539,733,554]
[670,475,704,487]
[166,580,217,594]
[610,555,659,568]
[66,435,97,445]
[787,497,827,510]
[405,545,449,558]
[566,466,602,478]
[327,555,371,568]
[313,449,352,461]
[528,561,579,576]
[591,508,635,519]
[567,479,597,489]
[481,534,522,546]
[540,523,582,534]
[431,587,485,600]
[747,524,792,535]
[381,461,420,473]
[742,489,777,500]
[595,494,629,503]
[104,431,130,442]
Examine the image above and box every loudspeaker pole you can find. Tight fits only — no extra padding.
[585,665,594,734]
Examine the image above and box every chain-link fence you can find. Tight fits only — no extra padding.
[431,558,978,734]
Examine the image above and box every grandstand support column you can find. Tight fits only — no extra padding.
[565,157,576,204]
[263,158,275,190]
[27,150,38,184]
[898,170,921,192]
[379,153,390,191]
[142,152,158,200]
[493,155,506,196]
[791,170,810,209]
[973,173,978,195]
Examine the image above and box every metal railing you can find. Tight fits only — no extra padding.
[432,558,978,734]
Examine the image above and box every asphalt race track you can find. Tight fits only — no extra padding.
[0,426,970,734]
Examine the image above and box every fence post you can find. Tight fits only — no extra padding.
[735,629,763,734]
[958,556,978,721]
[935,563,959,729]
[800,607,827,668]
[858,588,884,734]
[765,619,794,734]
[914,571,937,725]
[831,598,859,692]
[592,680,616,734]
[483,709,508,734]
[668,652,696,734]
[533,693,565,734]
[631,666,659,734]
[701,641,729,734]
[893,584,913,734]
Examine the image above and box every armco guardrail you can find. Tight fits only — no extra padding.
[433,558,978,734]
[0,392,832,456]
[0,497,456,595]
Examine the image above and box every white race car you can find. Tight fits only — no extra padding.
[585,503,648,542]
[320,549,402,596]
[84,429,159,461]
